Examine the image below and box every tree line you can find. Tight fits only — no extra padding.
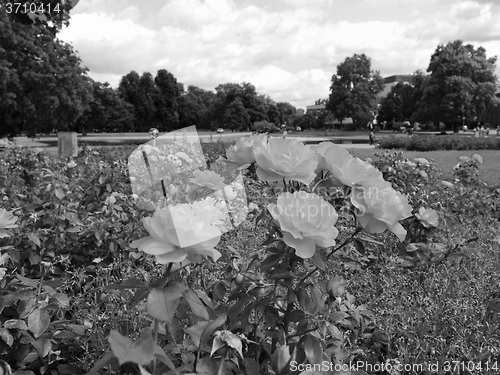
[0,1,300,137]
[1,0,498,137]
[325,42,499,132]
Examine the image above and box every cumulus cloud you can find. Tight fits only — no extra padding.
[59,0,500,109]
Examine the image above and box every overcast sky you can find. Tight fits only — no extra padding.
[58,0,500,110]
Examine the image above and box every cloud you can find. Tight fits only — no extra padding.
[58,0,500,109]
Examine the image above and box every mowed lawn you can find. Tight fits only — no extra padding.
[348,148,500,186]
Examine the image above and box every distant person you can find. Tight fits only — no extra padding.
[367,122,375,145]
[497,126,500,136]
[485,126,490,137]
[480,125,485,136]
[475,127,479,137]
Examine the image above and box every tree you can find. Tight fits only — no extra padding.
[276,102,297,126]
[223,97,250,131]
[378,82,417,123]
[153,69,182,131]
[178,85,216,129]
[327,54,384,126]
[0,3,92,136]
[78,81,134,133]
[214,82,270,128]
[422,40,497,132]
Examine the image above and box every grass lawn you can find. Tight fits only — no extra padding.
[348,148,500,186]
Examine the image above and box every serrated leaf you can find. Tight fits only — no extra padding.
[353,239,365,254]
[326,322,343,341]
[272,345,291,375]
[182,289,210,320]
[0,328,14,346]
[4,319,28,330]
[154,345,179,374]
[186,321,211,348]
[200,313,227,349]
[303,335,323,365]
[54,188,65,200]
[327,275,345,297]
[243,358,260,375]
[28,308,50,338]
[108,328,155,366]
[196,356,221,375]
[211,330,243,358]
[310,247,327,271]
[84,351,115,375]
[50,293,70,308]
[27,233,41,247]
[16,275,38,288]
[147,287,182,325]
[31,337,52,358]
[329,311,349,324]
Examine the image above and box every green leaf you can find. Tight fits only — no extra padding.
[84,351,115,375]
[27,233,41,247]
[186,321,211,348]
[200,313,228,349]
[329,311,349,324]
[353,239,365,254]
[4,319,28,330]
[31,337,52,358]
[147,287,182,325]
[243,358,260,375]
[303,335,323,365]
[28,308,50,338]
[326,322,343,341]
[260,253,283,271]
[108,328,155,366]
[211,330,243,358]
[16,275,38,288]
[182,289,210,320]
[54,188,65,200]
[154,345,179,374]
[195,356,221,375]
[272,345,291,375]
[0,328,14,346]
[310,247,328,271]
[327,275,345,297]
[50,293,70,308]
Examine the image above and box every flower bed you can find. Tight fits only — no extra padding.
[0,134,499,374]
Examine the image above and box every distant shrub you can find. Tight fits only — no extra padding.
[378,134,500,151]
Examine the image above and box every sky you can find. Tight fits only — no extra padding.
[58,0,500,110]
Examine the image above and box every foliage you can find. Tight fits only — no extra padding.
[327,54,384,124]
[0,5,92,137]
[1,138,499,375]
[77,81,135,134]
[378,134,500,151]
[422,40,498,131]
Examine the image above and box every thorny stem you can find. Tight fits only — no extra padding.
[296,227,362,288]
[35,264,46,306]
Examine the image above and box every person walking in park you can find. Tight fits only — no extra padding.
[367,121,375,145]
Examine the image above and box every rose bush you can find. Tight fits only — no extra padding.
[5,131,496,375]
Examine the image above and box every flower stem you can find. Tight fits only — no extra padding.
[296,227,362,287]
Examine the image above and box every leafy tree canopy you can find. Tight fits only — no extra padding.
[327,53,384,124]
[0,0,90,137]
[422,40,497,130]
